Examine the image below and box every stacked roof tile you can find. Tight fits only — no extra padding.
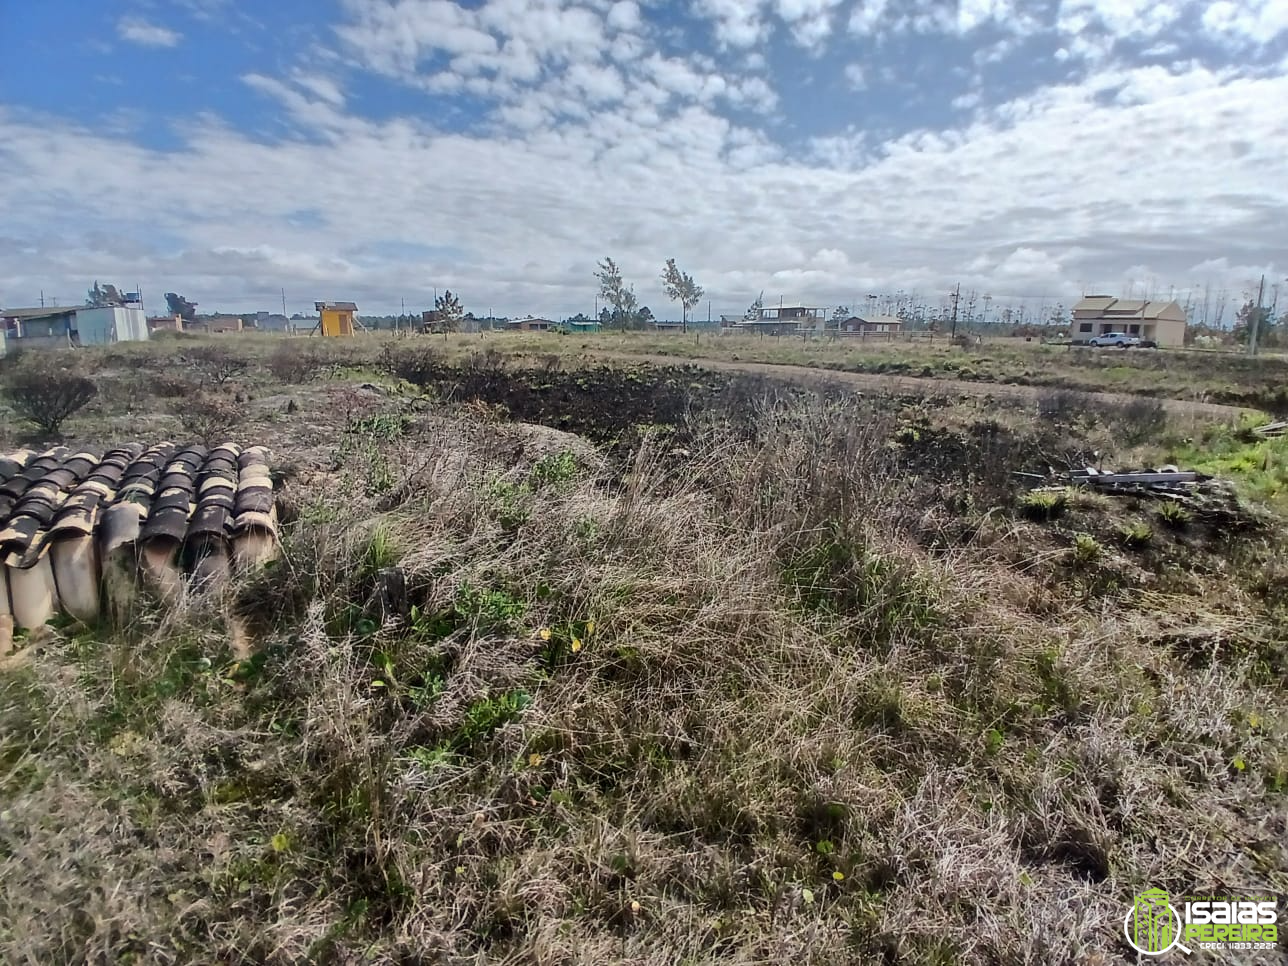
[0,442,278,640]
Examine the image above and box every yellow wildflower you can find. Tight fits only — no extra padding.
[571,637,583,653]
[539,628,552,641]
[832,871,845,882]
[586,620,596,635]
[529,753,543,767]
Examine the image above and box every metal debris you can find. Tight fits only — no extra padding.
[1068,468,1203,491]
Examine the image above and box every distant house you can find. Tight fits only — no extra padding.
[315,301,358,337]
[839,315,903,335]
[190,314,244,334]
[251,311,292,333]
[733,304,828,335]
[506,317,556,332]
[148,315,184,333]
[1072,296,1187,347]
[0,305,150,348]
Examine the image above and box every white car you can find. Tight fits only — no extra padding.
[1087,332,1140,348]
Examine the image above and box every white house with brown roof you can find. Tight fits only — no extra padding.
[1071,296,1187,347]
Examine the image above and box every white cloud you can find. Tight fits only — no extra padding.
[567,62,626,103]
[1057,0,1186,40]
[848,0,889,35]
[291,72,346,107]
[698,0,770,47]
[117,17,183,48]
[1202,0,1288,44]
[5,6,1288,317]
[606,0,641,31]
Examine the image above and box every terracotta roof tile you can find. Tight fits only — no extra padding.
[0,441,280,629]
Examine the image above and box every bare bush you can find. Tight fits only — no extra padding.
[185,345,249,388]
[268,342,326,384]
[380,344,444,388]
[176,392,246,444]
[2,358,98,436]
[1037,387,1094,422]
[465,346,506,372]
[1100,394,1168,445]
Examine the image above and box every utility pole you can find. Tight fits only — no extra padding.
[1249,274,1265,357]
[949,283,961,339]
[281,288,287,317]
[39,290,44,307]
[401,297,406,333]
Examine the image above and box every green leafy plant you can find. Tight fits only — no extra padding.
[457,690,532,746]
[530,450,578,488]
[454,583,526,630]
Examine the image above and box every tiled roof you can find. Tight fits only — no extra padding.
[0,442,278,635]
[1073,297,1187,321]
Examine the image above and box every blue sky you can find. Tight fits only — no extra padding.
[1,0,1286,320]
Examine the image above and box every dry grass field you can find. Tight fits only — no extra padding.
[0,334,1285,964]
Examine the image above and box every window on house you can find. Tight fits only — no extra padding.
[1079,323,1093,332]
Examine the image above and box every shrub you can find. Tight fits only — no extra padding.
[1100,395,1167,445]
[185,345,249,388]
[176,393,245,444]
[1036,388,1093,423]
[380,344,444,388]
[268,342,326,384]
[2,358,97,436]
[465,346,506,372]
[152,374,197,399]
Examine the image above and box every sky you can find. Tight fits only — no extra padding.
[1,0,1287,321]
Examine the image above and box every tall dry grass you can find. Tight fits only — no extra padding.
[0,394,1284,964]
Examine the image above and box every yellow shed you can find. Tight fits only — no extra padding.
[314,301,357,337]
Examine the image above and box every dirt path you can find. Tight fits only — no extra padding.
[583,350,1251,420]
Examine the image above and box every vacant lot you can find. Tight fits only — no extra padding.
[447,330,1288,415]
[0,336,1285,964]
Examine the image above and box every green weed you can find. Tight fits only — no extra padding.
[1117,521,1153,548]
[1157,501,1193,529]
[1072,533,1102,565]
[1018,488,1068,521]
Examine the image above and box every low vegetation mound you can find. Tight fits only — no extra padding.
[1,379,1284,964]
